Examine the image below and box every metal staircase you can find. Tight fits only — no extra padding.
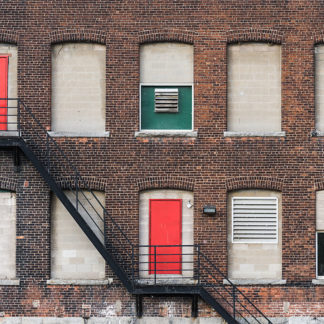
[0,98,273,324]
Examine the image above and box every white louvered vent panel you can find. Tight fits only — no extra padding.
[155,88,179,113]
[232,197,278,243]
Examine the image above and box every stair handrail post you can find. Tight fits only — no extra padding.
[46,132,50,174]
[131,244,134,288]
[197,244,200,286]
[232,285,236,319]
[17,99,21,137]
[154,245,157,285]
[75,172,78,211]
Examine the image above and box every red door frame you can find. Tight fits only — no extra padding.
[0,55,8,131]
[149,199,182,275]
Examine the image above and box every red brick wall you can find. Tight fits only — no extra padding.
[0,0,324,319]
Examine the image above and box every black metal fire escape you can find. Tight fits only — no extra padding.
[0,99,273,324]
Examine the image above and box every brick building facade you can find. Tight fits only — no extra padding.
[0,1,324,323]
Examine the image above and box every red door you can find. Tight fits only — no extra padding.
[149,199,182,275]
[0,56,8,131]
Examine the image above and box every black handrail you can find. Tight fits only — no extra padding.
[199,250,271,322]
[1,98,272,324]
[22,100,132,241]
[134,244,272,323]
[7,98,135,278]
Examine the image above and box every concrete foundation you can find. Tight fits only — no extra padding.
[0,317,323,324]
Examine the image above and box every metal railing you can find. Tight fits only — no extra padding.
[198,250,272,324]
[0,98,20,134]
[0,98,135,278]
[134,244,198,285]
[133,244,272,323]
[0,98,272,324]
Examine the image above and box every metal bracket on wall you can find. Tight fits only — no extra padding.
[191,294,198,318]
[136,295,143,318]
[13,146,20,172]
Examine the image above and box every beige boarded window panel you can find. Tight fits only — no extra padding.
[51,43,106,134]
[232,197,278,243]
[140,43,193,84]
[51,190,105,280]
[227,43,281,132]
[0,191,16,279]
[315,45,324,132]
[316,191,324,231]
[228,191,282,280]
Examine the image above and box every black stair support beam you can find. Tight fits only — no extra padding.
[133,285,200,295]
[134,287,238,324]
[136,295,143,318]
[0,137,21,147]
[17,138,133,292]
[191,294,198,318]
[13,146,20,172]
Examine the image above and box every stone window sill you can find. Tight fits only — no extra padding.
[0,131,19,137]
[47,131,110,138]
[47,278,113,285]
[223,279,286,285]
[135,130,198,137]
[312,279,324,285]
[224,131,285,137]
[0,279,20,285]
[311,131,324,137]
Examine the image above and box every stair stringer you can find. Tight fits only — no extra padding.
[17,137,133,292]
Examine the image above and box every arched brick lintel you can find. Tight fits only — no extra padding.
[313,32,324,45]
[49,29,106,45]
[0,176,17,191]
[226,28,283,44]
[139,29,196,45]
[56,176,108,191]
[0,30,19,44]
[138,176,194,192]
[314,180,324,191]
[226,176,283,192]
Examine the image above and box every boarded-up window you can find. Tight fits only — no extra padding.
[315,45,324,132]
[316,191,324,277]
[51,43,106,134]
[227,43,281,132]
[51,191,105,280]
[228,190,282,280]
[140,43,193,130]
[0,191,16,279]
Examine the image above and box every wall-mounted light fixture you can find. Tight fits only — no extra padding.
[203,205,216,216]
